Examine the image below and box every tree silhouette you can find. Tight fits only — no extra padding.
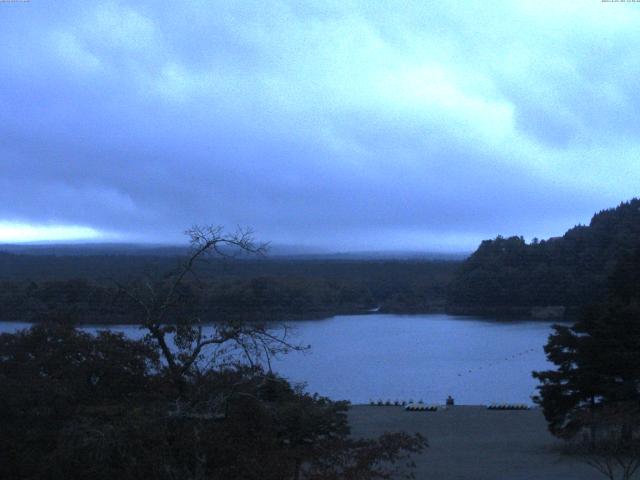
[534,249,640,446]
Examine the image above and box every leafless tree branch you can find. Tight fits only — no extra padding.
[112,225,303,388]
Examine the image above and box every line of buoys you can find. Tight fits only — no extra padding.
[455,347,539,378]
[487,403,530,410]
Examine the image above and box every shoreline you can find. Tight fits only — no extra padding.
[0,308,570,326]
[445,305,580,321]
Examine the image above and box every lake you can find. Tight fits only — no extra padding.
[0,314,561,405]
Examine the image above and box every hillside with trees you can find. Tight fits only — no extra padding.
[447,198,640,318]
[0,254,458,323]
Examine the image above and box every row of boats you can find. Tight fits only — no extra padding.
[368,401,531,411]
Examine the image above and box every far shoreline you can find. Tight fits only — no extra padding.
[0,307,577,326]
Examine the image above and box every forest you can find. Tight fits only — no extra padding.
[0,254,458,323]
[447,198,640,318]
[3,198,640,323]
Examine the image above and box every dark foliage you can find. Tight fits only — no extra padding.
[0,324,426,480]
[448,198,640,314]
[0,324,160,479]
[0,261,458,323]
[533,248,640,442]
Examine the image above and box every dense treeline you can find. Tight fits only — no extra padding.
[0,252,458,283]
[0,258,458,323]
[5,198,640,323]
[447,198,640,316]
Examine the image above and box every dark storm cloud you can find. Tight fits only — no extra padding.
[1,0,639,249]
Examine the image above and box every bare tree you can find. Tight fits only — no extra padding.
[573,403,640,480]
[577,437,640,480]
[114,225,305,386]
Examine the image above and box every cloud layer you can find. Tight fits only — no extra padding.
[1,0,639,250]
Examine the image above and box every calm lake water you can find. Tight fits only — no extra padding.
[0,314,561,405]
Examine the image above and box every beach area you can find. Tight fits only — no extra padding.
[349,405,603,480]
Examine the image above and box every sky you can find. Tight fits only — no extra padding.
[1,0,639,252]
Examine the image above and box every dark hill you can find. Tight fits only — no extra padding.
[447,198,640,318]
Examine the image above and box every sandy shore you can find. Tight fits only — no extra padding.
[349,405,603,480]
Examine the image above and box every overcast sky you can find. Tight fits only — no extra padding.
[1,1,639,251]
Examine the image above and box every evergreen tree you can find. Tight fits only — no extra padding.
[533,249,640,442]
[449,197,640,313]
